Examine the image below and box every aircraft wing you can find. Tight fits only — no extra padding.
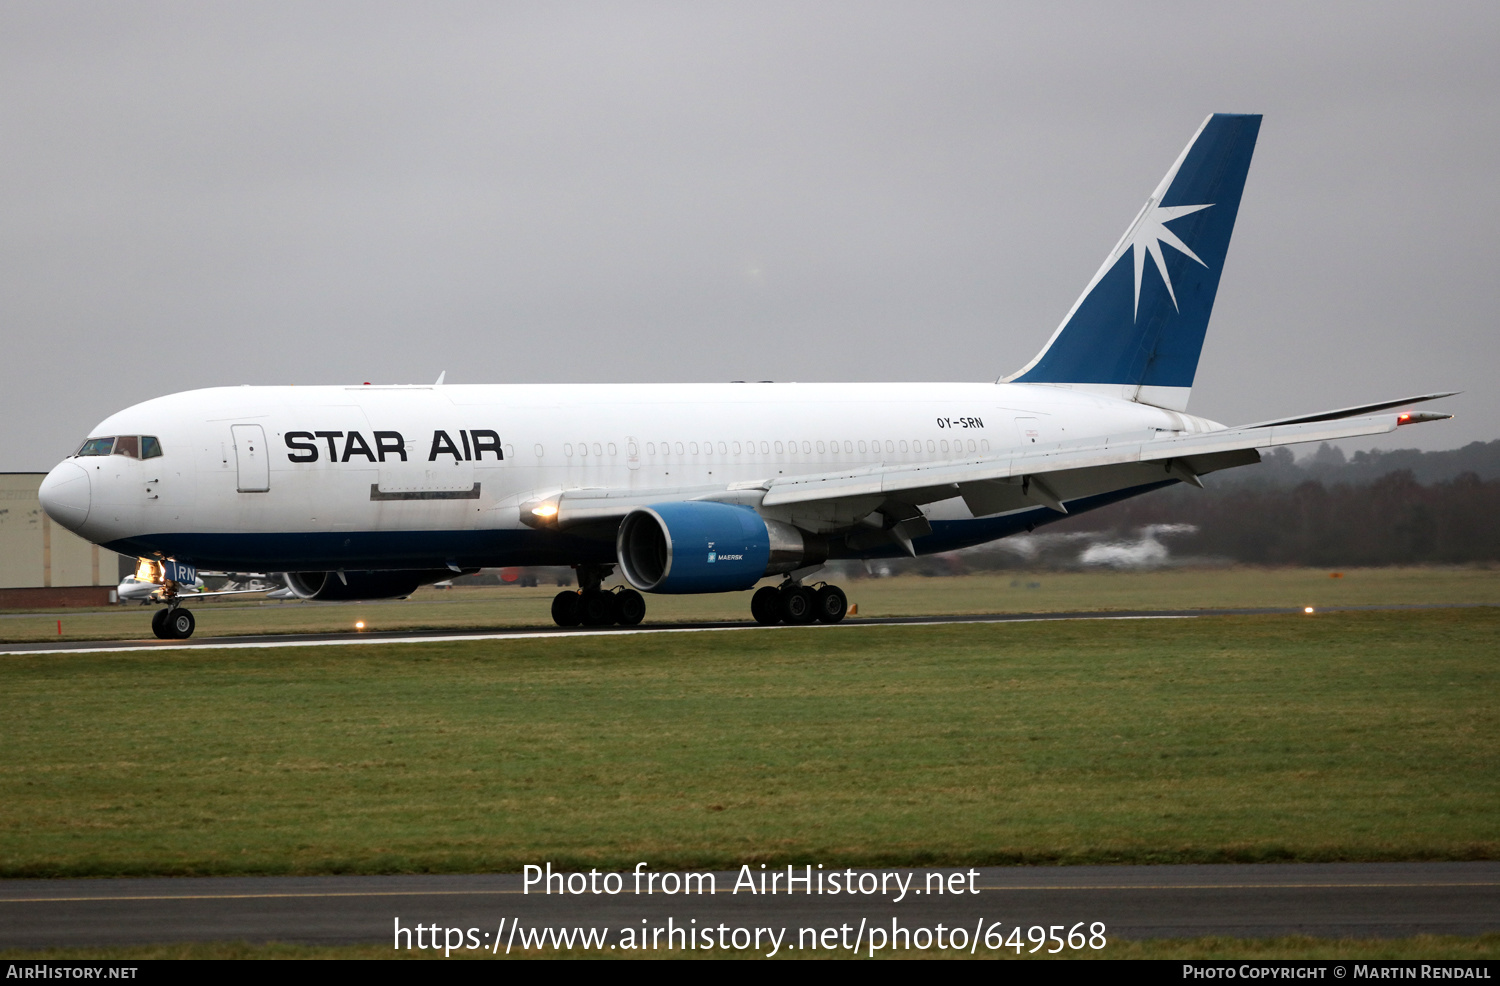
[541,406,1450,538]
[127,572,287,603]
[760,409,1448,507]
[131,586,279,602]
[179,587,281,599]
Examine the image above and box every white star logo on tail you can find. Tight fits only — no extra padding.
[1124,199,1213,319]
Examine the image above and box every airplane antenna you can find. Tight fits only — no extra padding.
[434,371,446,385]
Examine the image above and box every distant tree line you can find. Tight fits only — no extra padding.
[1048,440,1500,566]
[1056,469,1500,565]
[1215,440,1500,488]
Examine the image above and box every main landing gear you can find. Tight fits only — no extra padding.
[551,587,646,628]
[551,563,646,628]
[751,580,847,626]
[151,605,196,639]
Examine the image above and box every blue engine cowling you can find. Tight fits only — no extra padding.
[616,501,824,594]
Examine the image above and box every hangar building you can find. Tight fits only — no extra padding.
[0,473,130,608]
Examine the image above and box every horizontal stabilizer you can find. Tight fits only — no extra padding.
[1236,392,1457,430]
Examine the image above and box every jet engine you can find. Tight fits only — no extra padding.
[280,570,452,601]
[616,501,825,593]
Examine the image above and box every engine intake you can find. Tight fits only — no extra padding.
[617,501,825,594]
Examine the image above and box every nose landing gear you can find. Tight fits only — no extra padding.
[149,577,196,639]
[751,581,847,626]
[151,605,195,639]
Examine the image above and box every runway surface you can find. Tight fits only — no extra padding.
[1,863,1495,949]
[1,603,1486,657]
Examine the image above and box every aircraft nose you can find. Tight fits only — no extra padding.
[39,460,91,531]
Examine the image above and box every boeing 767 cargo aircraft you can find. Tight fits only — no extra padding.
[39,114,1452,638]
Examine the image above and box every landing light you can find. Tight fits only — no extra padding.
[532,503,559,518]
[355,621,366,630]
[1304,607,1315,614]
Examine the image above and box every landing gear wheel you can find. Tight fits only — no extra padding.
[151,608,171,639]
[551,591,582,627]
[614,589,646,627]
[814,584,848,624]
[751,586,781,625]
[164,608,195,639]
[779,585,817,625]
[579,589,615,627]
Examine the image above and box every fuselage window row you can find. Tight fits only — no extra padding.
[546,438,991,459]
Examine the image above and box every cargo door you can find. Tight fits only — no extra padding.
[231,424,270,492]
[376,430,475,499]
[1013,417,1042,445]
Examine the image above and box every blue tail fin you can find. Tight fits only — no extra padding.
[1005,113,1261,411]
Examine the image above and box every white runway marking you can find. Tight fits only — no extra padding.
[0,613,1193,657]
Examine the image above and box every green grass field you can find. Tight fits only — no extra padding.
[3,566,1499,642]
[1,607,1495,878]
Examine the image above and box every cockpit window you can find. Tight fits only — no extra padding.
[75,435,162,459]
[77,437,114,456]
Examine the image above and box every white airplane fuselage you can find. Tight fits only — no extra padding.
[42,381,1222,573]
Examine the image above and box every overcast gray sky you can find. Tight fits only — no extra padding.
[2,1,1496,471]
